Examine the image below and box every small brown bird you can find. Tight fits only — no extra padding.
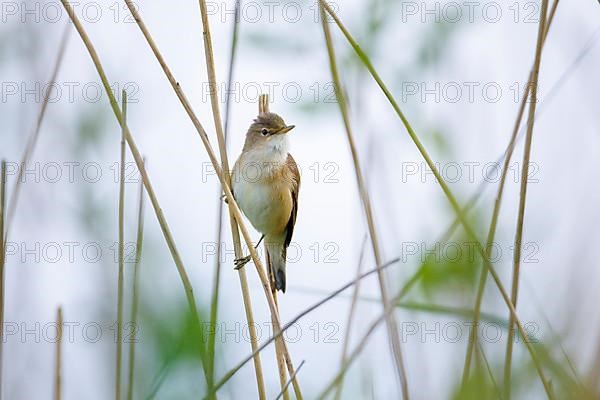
[231,112,300,292]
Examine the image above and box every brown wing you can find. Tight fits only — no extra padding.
[284,153,300,249]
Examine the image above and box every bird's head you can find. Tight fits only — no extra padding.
[243,112,295,152]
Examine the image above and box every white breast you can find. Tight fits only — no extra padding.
[232,135,290,235]
[232,177,272,233]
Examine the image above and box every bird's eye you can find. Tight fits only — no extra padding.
[261,128,269,136]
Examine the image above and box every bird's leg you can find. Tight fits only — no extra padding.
[255,234,265,248]
[234,235,265,270]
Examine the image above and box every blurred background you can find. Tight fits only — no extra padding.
[1,0,599,398]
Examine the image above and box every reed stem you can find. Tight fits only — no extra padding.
[127,170,146,400]
[0,161,6,400]
[504,1,550,397]
[115,90,128,400]
[54,307,63,400]
[197,0,268,397]
[319,5,409,397]
[461,0,560,386]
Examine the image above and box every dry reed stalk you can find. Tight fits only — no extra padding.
[115,90,128,400]
[196,0,266,397]
[0,161,6,399]
[127,175,145,400]
[275,360,305,400]
[54,307,63,400]
[271,291,289,400]
[121,1,302,396]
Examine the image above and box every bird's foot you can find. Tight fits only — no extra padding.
[234,255,251,270]
[221,194,229,204]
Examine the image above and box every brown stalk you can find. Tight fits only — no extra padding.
[275,360,305,400]
[54,306,63,400]
[127,174,146,400]
[121,1,302,397]
[115,90,128,400]
[0,161,6,398]
[271,291,289,400]
[196,1,266,398]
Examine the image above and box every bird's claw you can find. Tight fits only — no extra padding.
[221,194,229,204]
[234,255,251,270]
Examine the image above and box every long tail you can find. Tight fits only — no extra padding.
[265,241,286,293]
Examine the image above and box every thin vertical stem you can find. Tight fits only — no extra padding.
[319,4,409,398]
[208,60,237,400]
[116,90,128,400]
[54,307,63,400]
[196,0,267,397]
[127,172,146,400]
[271,290,289,400]
[504,0,550,397]
[461,0,560,386]
[0,160,6,400]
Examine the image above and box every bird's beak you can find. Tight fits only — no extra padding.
[278,125,295,134]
